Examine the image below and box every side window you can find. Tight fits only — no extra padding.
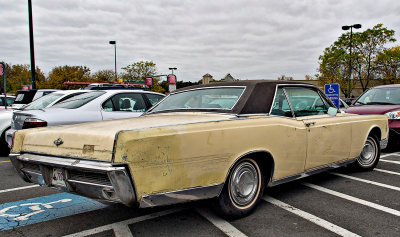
[103,93,146,112]
[0,98,4,106]
[145,94,164,106]
[270,88,293,117]
[285,87,329,117]
[6,97,15,105]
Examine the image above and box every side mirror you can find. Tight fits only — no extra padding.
[328,107,338,116]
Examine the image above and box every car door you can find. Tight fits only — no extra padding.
[270,87,308,177]
[101,93,146,120]
[284,86,351,171]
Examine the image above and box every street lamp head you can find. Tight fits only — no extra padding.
[109,41,116,45]
[169,67,177,70]
[342,25,350,31]
[353,24,362,29]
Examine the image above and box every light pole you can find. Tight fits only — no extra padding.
[28,0,36,89]
[109,41,117,81]
[169,67,177,75]
[342,24,361,98]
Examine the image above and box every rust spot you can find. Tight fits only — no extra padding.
[83,144,95,154]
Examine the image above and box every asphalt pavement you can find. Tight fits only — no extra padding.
[1,148,399,237]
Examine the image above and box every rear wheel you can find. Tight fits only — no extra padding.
[215,158,265,218]
[352,135,380,171]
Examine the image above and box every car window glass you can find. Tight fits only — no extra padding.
[54,92,86,104]
[0,98,3,106]
[270,88,292,117]
[103,93,146,112]
[151,87,245,112]
[145,94,164,106]
[6,97,15,105]
[23,93,64,110]
[52,91,105,109]
[285,87,329,117]
[356,88,400,105]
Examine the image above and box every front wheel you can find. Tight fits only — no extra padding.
[352,135,380,171]
[215,158,265,219]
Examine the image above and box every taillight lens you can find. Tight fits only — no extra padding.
[22,118,47,129]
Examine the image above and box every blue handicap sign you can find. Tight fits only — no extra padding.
[0,192,107,230]
[324,84,340,108]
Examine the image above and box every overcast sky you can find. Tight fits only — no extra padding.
[1,0,399,82]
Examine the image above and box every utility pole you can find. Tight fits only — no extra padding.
[28,0,37,89]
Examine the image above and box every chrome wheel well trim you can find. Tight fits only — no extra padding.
[218,150,275,197]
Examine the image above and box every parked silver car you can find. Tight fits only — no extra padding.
[6,90,165,148]
[1,90,89,156]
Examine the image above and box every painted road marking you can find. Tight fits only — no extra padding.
[263,196,360,237]
[375,168,400,176]
[380,153,400,158]
[330,172,400,191]
[196,207,247,237]
[303,183,400,217]
[0,192,107,230]
[64,207,187,237]
[0,160,10,163]
[380,159,400,165]
[0,185,39,194]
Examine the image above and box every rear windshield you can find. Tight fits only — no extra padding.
[51,91,105,109]
[22,93,63,110]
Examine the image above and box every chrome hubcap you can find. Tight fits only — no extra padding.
[359,138,376,166]
[230,161,259,206]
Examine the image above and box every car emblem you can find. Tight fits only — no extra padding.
[53,138,64,147]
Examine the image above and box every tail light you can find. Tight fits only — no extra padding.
[22,118,47,129]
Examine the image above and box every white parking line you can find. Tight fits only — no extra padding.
[380,153,400,158]
[375,168,400,176]
[196,207,247,237]
[63,207,187,237]
[380,159,400,165]
[263,196,360,237]
[0,185,39,194]
[303,183,400,217]
[330,172,400,191]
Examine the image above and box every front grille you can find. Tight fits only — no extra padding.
[20,161,41,173]
[68,170,112,187]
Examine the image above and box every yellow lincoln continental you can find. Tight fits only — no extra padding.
[10,81,388,218]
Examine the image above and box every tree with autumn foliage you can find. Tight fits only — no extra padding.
[318,24,396,97]
[41,65,92,90]
[374,46,400,84]
[0,63,45,93]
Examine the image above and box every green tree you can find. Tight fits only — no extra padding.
[374,46,400,84]
[121,61,157,82]
[318,24,396,97]
[43,65,91,89]
[277,75,293,80]
[92,69,116,82]
[0,63,45,93]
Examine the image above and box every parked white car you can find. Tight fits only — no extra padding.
[12,89,59,109]
[0,90,89,156]
[0,95,15,110]
[6,90,165,149]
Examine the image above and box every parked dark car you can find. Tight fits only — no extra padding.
[345,84,400,146]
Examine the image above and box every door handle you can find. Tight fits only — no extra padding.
[305,122,316,127]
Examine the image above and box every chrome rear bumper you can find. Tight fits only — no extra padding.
[9,153,136,207]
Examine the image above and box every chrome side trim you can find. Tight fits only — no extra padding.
[269,158,356,187]
[140,183,224,208]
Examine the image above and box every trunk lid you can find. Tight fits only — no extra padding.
[17,113,233,161]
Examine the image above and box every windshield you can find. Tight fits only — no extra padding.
[52,91,105,109]
[150,87,245,112]
[355,87,400,105]
[22,93,63,110]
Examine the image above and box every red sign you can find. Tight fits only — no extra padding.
[146,77,153,86]
[168,74,176,84]
[0,64,3,76]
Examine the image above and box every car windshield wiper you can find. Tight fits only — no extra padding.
[366,102,396,105]
[354,101,365,105]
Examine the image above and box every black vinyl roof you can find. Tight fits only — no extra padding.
[155,80,316,115]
